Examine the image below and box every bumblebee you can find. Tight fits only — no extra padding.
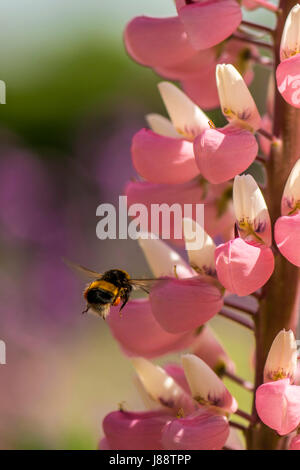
[65,260,154,319]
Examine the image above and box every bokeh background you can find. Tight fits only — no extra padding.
[0,0,277,449]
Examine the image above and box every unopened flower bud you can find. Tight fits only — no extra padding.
[264,329,298,383]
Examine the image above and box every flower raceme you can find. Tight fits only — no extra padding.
[215,175,274,296]
[276,4,300,108]
[256,330,300,436]
[100,356,237,450]
[275,159,300,267]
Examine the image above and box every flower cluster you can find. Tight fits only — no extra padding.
[99,2,300,451]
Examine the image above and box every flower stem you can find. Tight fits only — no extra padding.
[229,421,248,432]
[219,308,254,331]
[223,298,258,316]
[257,128,275,141]
[232,33,273,50]
[241,20,275,36]
[235,409,253,422]
[223,370,254,392]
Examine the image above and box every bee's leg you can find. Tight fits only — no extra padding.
[119,291,130,313]
[82,305,90,314]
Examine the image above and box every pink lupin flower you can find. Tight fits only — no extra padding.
[194,124,258,184]
[176,0,242,50]
[138,222,223,334]
[182,354,238,414]
[215,175,274,296]
[108,299,195,359]
[276,5,300,108]
[275,159,300,266]
[124,16,196,68]
[131,82,209,184]
[103,410,171,450]
[194,65,260,183]
[161,408,229,450]
[289,434,300,450]
[256,330,300,436]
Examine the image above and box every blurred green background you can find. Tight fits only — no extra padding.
[0,0,276,450]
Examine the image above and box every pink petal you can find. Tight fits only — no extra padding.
[182,69,220,110]
[98,437,111,450]
[124,16,196,68]
[155,49,216,81]
[276,55,300,108]
[125,179,204,246]
[275,214,300,267]
[194,126,258,184]
[164,363,191,395]
[215,238,275,296]
[290,434,300,450]
[108,299,194,358]
[149,277,223,334]
[256,379,300,436]
[178,1,242,50]
[161,409,229,450]
[103,410,171,450]
[131,129,199,184]
[192,326,236,374]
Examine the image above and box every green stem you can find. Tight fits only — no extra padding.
[246,0,300,450]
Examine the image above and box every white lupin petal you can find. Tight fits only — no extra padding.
[157,82,210,140]
[264,329,298,383]
[138,234,192,278]
[216,64,261,132]
[182,354,226,404]
[132,358,184,407]
[280,4,300,60]
[183,218,216,274]
[146,113,182,139]
[282,158,300,210]
[233,174,271,245]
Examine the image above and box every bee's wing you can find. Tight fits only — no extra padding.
[63,258,102,280]
[130,278,162,294]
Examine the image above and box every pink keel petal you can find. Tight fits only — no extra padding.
[103,410,171,450]
[275,214,300,267]
[161,409,229,450]
[149,277,223,334]
[155,49,216,81]
[108,299,194,358]
[131,129,199,185]
[290,434,300,450]
[276,56,300,108]
[124,16,196,68]
[256,379,300,436]
[194,126,258,184]
[178,1,242,50]
[215,239,274,296]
